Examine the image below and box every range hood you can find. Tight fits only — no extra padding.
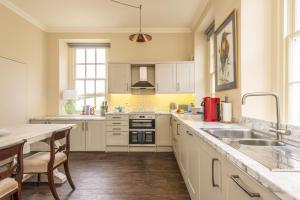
[131,66,155,89]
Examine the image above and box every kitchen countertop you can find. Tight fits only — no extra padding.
[172,113,300,200]
[30,115,106,121]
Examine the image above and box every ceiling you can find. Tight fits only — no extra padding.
[2,0,208,32]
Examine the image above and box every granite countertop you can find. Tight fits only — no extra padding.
[172,113,300,200]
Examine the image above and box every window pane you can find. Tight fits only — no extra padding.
[96,96,105,110]
[96,65,106,78]
[86,49,95,63]
[296,0,300,31]
[76,80,84,95]
[76,49,85,63]
[76,65,85,79]
[290,83,300,125]
[76,96,84,111]
[86,96,95,107]
[291,36,300,82]
[86,65,96,78]
[86,80,94,94]
[96,49,106,63]
[96,80,105,94]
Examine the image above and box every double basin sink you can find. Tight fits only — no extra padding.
[202,128,300,171]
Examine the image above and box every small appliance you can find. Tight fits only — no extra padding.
[201,97,221,122]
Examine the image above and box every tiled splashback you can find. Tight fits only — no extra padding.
[108,94,195,112]
[240,117,300,143]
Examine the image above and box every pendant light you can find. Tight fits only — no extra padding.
[111,0,152,42]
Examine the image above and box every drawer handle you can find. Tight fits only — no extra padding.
[112,117,121,119]
[112,122,121,125]
[230,175,260,198]
[177,124,180,135]
[186,131,193,136]
[112,133,121,136]
[112,128,121,131]
[212,158,219,188]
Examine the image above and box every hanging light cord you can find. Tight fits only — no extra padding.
[111,0,142,32]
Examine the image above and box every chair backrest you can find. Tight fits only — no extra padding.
[0,140,26,183]
[48,127,72,169]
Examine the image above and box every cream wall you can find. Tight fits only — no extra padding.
[46,32,194,115]
[0,4,47,120]
[194,0,279,122]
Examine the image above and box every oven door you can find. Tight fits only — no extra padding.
[129,131,155,144]
[129,119,155,129]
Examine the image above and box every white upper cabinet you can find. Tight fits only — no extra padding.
[108,63,131,94]
[176,63,195,93]
[155,63,177,93]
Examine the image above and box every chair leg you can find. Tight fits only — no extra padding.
[12,189,22,200]
[37,173,41,186]
[64,161,75,190]
[47,170,60,200]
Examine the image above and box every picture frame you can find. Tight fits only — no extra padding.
[214,10,238,91]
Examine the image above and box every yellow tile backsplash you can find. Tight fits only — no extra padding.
[108,94,195,112]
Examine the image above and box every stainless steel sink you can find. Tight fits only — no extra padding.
[238,139,285,146]
[203,129,267,139]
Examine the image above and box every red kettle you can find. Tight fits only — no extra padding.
[201,97,221,122]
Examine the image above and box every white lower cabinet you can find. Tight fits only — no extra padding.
[156,114,172,146]
[171,116,279,200]
[199,142,225,200]
[224,161,280,200]
[85,121,105,151]
[67,121,86,151]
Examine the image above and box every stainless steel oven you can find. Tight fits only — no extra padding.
[129,113,155,145]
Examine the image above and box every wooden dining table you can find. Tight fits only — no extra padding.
[0,123,77,183]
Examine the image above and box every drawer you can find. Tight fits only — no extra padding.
[106,125,129,132]
[106,120,129,126]
[106,115,129,121]
[106,132,129,146]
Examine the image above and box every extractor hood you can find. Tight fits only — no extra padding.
[131,66,155,89]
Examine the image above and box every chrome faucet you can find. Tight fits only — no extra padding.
[242,92,291,141]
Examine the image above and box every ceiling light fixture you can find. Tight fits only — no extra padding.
[111,0,152,42]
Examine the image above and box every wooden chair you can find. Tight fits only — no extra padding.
[23,127,75,200]
[0,140,26,200]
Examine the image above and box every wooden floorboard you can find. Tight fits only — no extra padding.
[22,152,190,200]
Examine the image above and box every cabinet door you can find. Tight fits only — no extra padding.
[186,130,200,200]
[108,63,131,93]
[156,115,172,146]
[86,121,105,151]
[176,63,195,93]
[65,121,86,151]
[199,143,225,200]
[179,125,188,177]
[155,63,177,93]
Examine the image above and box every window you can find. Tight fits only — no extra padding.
[287,0,300,124]
[205,22,215,97]
[74,48,106,111]
[209,36,215,97]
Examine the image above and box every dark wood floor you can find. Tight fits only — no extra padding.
[22,152,190,200]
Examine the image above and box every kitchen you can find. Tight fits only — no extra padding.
[0,0,300,200]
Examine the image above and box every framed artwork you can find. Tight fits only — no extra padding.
[214,10,238,91]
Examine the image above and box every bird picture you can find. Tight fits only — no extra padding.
[215,10,237,91]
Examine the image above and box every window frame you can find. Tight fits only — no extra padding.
[73,48,107,112]
[286,0,300,124]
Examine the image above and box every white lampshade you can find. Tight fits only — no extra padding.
[63,90,77,100]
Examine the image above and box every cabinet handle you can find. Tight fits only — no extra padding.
[86,122,89,131]
[113,128,121,131]
[230,175,260,198]
[212,158,219,188]
[113,132,121,136]
[81,122,85,131]
[112,122,121,125]
[186,131,193,136]
[177,124,180,135]
[112,117,121,119]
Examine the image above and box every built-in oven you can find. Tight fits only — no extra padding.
[129,114,155,145]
